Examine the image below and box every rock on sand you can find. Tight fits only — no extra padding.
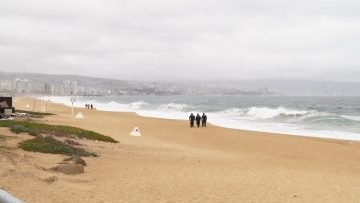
[52,164,84,175]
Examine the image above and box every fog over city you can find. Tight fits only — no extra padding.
[0,0,360,81]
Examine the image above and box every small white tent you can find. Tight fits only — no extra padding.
[130,127,141,137]
[75,112,84,119]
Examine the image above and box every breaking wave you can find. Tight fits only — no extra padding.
[221,107,314,120]
[156,103,190,112]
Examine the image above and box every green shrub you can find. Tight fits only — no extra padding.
[10,125,28,134]
[9,125,39,136]
[28,129,40,136]
[0,120,118,143]
[16,110,55,116]
[19,136,97,157]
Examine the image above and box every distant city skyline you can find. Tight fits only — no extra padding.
[0,71,278,96]
[1,71,360,96]
[1,0,360,81]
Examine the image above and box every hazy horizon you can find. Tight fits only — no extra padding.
[1,0,360,81]
[3,70,360,84]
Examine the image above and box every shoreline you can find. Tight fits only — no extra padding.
[15,96,360,148]
[14,97,360,149]
[38,96,360,142]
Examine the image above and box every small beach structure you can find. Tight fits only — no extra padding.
[75,112,84,119]
[130,127,141,137]
[0,97,15,117]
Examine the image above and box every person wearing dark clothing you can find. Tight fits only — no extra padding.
[196,113,201,127]
[90,104,93,109]
[189,113,195,127]
[202,113,207,127]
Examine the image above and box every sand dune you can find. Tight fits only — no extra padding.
[0,97,359,202]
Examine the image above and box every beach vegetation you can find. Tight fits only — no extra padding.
[10,125,40,136]
[19,136,97,157]
[0,120,118,143]
[11,125,30,134]
[16,110,55,118]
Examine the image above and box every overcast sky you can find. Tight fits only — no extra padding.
[0,0,359,81]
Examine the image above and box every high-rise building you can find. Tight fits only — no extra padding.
[14,78,28,94]
[43,83,54,95]
[0,80,14,91]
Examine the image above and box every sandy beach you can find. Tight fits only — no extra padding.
[1,97,360,203]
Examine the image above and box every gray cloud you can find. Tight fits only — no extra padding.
[0,0,359,81]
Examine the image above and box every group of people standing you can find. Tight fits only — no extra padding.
[85,104,94,110]
[189,113,207,128]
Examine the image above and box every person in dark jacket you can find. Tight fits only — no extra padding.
[202,113,207,127]
[189,113,195,127]
[196,113,201,127]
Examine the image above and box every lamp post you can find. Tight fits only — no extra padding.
[70,91,76,115]
[70,97,76,115]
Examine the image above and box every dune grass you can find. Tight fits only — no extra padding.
[19,136,97,157]
[10,125,39,136]
[0,120,118,143]
[16,110,55,116]
[15,110,55,118]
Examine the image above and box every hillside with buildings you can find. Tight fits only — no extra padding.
[0,72,278,96]
[2,72,359,96]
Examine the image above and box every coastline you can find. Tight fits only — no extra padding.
[1,97,360,202]
[41,95,360,141]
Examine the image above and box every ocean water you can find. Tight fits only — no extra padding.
[42,95,360,141]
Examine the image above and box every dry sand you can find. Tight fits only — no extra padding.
[1,97,360,203]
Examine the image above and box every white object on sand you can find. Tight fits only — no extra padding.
[130,127,141,137]
[75,112,84,119]
[25,104,30,108]
[0,189,24,203]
